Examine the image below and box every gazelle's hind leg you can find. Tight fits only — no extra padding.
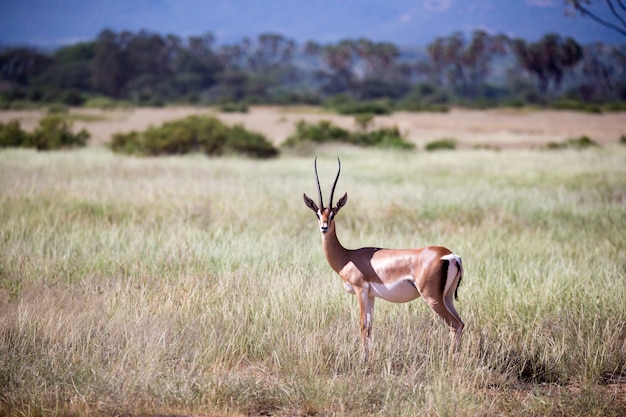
[443,296,464,350]
[422,295,464,352]
[442,255,464,350]
[420,255,465,352]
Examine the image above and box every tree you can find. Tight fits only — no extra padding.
[565,0,626,37]
[461,31,508,97]
[174,33,223,98]
[315,38,407,97]
[320,41,357,94]
[576,42,626,100]
[512,33,583,97]
[0,47,53,86]
[421,31,508,97]
[92,29,129,98]
[247,33,296,71]
[122,30,179,102]
[33,42,96,94]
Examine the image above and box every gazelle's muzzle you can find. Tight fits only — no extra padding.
[320,221,329,233]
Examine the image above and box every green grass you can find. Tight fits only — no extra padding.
[1,146,625,416]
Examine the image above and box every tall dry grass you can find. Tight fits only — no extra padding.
[1,146,625,416]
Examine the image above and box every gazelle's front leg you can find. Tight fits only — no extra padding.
[354,284,375,362]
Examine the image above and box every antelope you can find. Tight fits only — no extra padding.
[303,157,464,360]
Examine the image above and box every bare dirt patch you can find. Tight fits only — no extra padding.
[2,106,625,149]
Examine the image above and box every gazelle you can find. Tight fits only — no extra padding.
[303,157,464,360]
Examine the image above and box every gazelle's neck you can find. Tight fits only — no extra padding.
[321,226,350,273]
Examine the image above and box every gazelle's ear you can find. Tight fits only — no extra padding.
[303,193,319,213]
[335,192,348,211]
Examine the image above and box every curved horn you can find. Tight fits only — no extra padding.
[329,157,341,208]
[314,156,324,209]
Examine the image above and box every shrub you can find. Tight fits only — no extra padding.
[354,114,374,130]
[1,117,88,150]
[282,120,350,147]
[0,120,29,148]
[110,131,143,155]
[219,101,249,113]
[619,134,626,145]
[224,124,278,158]
[31,116,90,150]
[61,90,85,106]
[47,103,70,114]
[282,120,414,150]
[109,115,278,159]
[550,98,603,114]
[82,97,133,109]
[546,135,598,150]
[603,102,626,112]
[398,83,451,113]
[336,100,392,115]
[351,126,414,149]
[425,138,457,151]
[324,95,392,115]
[143,115,229,156]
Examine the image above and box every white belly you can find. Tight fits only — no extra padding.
[369,280,419,303]
[343,278,420,303]
[369,278,420,303]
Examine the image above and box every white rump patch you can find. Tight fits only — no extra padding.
[440,253,458,262]
[441,253,462,298]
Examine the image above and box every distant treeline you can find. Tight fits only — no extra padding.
[1,29,625,111]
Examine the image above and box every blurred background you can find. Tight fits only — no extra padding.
[0,0,625,110]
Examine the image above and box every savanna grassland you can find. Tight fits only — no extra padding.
[1,108,626,417]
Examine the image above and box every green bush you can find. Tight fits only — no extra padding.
[283,120,351,146]
[351,126,414,149]
[47,103,70,114]
[354,113,374,130]
[603,102,626,112]
[324,95,392,115]
[425,138,457,151]
[282,120,414,150]
[110,131,142,155]
[546,135,598,150]
[31,116,90,150]
[1,117,88,150]
[219,101,249,113]
[82,97,134,109]
[550,98,603,114]
[620,134,626,145]
[110,115,278,158]
[224,124,278,158]
[143,116,229,156]
[398,83,451,113]
[0,120,30,148]
[336,100,392,115]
